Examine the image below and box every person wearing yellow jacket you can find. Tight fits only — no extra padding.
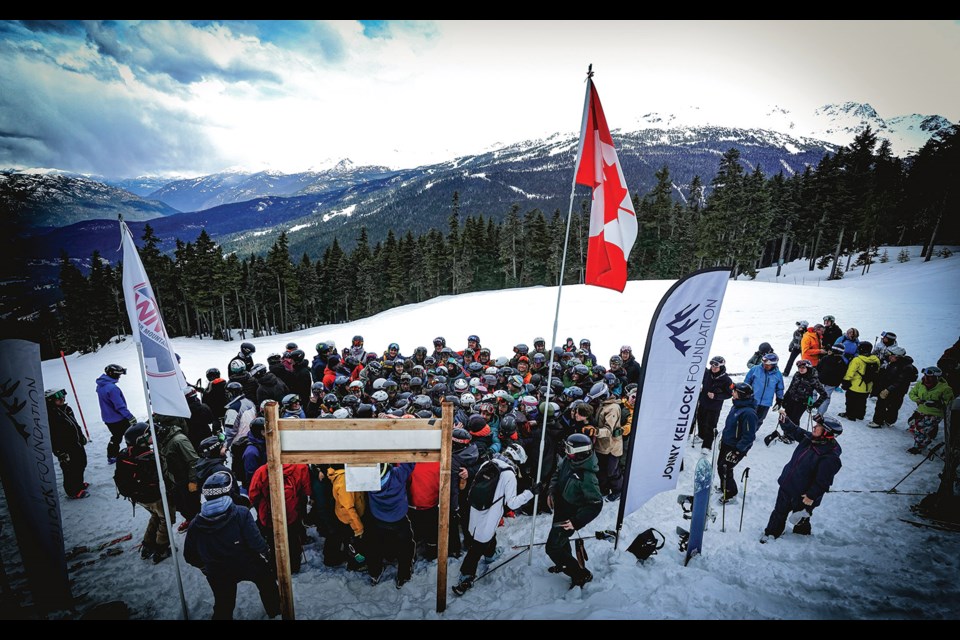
[324,464,367,570]
[906,366,956,454]
[839,342,881,421]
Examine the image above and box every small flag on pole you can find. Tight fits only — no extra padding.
[120,220,191,418]
[575,77,638,292]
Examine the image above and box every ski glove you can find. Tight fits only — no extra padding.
[128,417,138,428]
[725,450,742,464]
[771,401,782,412]
[57,452,70,464]
[788,508,812,525]
[840,380,852,391]
[879,389,890,400]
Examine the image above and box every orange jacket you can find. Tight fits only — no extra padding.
[800,329,824,367]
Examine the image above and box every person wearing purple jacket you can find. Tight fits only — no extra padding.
[96,364,136,464]
[366,462,416,589]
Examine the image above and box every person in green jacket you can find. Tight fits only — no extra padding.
[839,342,882,421]
[545,433,603,588]
[907,366,956,454]
[155,417,201,532]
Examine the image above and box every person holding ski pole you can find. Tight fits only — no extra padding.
[544,433,603,588]
[760,411,842,543]
[717,383,758,505]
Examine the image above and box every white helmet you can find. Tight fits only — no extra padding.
[502,443,528,466]
[372,378,387,391]
[460,392,476,407]
[372,390,389,403]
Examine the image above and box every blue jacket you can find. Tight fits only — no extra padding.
[777,417,842,506]
[183,502,271,582]
[833,336,860,364]
[721,396,759,454]
[96,374,134,422]
[368,462,414,523]
[242,432,267,482]
[743,365,784,407]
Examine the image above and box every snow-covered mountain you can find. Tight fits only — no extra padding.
[0,171,179,229]
[146,160,395,213]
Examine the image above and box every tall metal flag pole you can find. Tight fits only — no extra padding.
[119,216,190,620]
[526,65,596,560]
[614,267,732,548]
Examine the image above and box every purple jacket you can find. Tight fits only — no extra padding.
[96,374,134,423]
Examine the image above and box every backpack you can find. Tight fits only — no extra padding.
[862,360,880,386]
[114,446,161,503]
[468,460,504,511]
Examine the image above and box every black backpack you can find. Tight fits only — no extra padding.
[862,360,880,386]
[468,460,504,511]
[114,446,161,503]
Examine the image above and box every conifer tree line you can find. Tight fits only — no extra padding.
[48,125,958,357]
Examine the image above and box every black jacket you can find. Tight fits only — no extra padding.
[816,353,848,387]
[784,368,826,409]
[256,372,290,406]
[698,366,733,411]
[622,356,642,386]
[47,402,87,455]
[184,502,271,582]
[877,356,919,396]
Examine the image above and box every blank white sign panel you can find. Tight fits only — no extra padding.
[280,429,442,451]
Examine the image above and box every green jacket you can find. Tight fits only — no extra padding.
[158,424,199,487]
[549,452,603,530]
[909,379,955,418]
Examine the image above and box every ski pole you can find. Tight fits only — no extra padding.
[471,547,529,585]
[887,442,945,493]
[721,475,726,532]
[61,349,91,441]
[739,467,750,532]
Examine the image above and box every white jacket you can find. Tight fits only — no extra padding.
[467,457,533,544]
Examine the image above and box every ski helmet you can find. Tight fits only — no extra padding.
[452,428,472,452]
[466,414,487,433]
[761,352,779,365]
[105,363,127,378]
[250,417,266,438]
[240,342,256,355]
[587,381,608,402]
[461,392,477,409]
[857,342,873,356]
[225,381,244,399]
[564,433,593,461]
[45,388,67,401]
[281,394,301,410]
[198,435,225,459]
[819,416,843,436]
[453,378,470,393]
[124,421,149,446]
[205,367,221,381]
[229,360,246,376]
[502,442,527,467]
[733,382,754,398]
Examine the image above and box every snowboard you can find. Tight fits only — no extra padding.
[684,456,712,566]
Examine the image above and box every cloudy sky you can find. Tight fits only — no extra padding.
[1,20,957,178]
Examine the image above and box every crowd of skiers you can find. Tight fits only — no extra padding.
[45,326,955,618]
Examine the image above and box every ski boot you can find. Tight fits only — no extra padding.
[139,542,156,560]
[792,517,812,535]
[451,574,475,596]
[152,545,172,564]
[569,567,593,589]
[482,546,503,564]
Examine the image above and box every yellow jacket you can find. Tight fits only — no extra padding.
[326,467,365,536]
[843,354,882,394]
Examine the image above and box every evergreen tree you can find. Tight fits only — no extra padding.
[499,204,523,287]
[57,251,93,353]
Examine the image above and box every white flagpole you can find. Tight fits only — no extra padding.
[122,216,190,619]
[137,342,190,620]
[527,66,595,561]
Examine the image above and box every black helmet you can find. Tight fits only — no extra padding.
[433,336,446,348]
[452,428,472,453]
[285,342,298,351]
[383,379,399,393]
[105,364,127,378]
[515,343,529,355]
[466,414,487,433]
[573,364,589,378]
[240,342,256,355]
[609,355,623,367]
[250,417,266,438]
[322,393,339,407]
[198,435,225,459]
[565,433,593,461]
[205,367,221,381]
[229,360,247,375]
[367,361,382,375]
[356,404,375,419]
[267,353,282,367]
[344,355,359,370]
[580,338,591,348]
[288,349,306,364]
[856,342,872,356]
[499,415,518,439]
[733,382,754,398]
[124,421,149,446]
[409,376,424,390]
[592,365,606,376]
[352,335,364,345]
[225,381,244,399]
[341,394,360,410]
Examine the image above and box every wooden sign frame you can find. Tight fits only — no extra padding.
[263,400,454,619]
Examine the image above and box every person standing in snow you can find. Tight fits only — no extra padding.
[871,331,899,365]
[746,342,774,370]
[544,433,603,589]
[821,315,843,350]
[46,388,89,499]
[184,472,281,620]
[801,324,828,368]
[868,346,918,428]
[96,364,136,464]
[452,444,533,595]
[743,352,784,428]
[717,382,758,504]
[783,320,808,377]
[815,344,848,417]
[696,356,733,454]
[838,342,881,422]
[760,412,842,542]
[365,462,417,589]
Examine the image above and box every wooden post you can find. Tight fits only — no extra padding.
[264,401,295,620]
[436,401,454,613]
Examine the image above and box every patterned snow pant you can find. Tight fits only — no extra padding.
[908,412,942,451]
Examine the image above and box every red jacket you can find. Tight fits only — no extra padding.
[409,462,440,510]
[248,463,312,527]
[322,366,339,390]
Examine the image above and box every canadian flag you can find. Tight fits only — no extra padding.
[575,80,638,292]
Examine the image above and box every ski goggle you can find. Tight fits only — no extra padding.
[47,389,67,401]
[796,360,812,368]
[565,439,592,458]
[709,357,725,367]
[922,366,942,377]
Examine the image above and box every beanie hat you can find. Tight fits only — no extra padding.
[202,471,233,500]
